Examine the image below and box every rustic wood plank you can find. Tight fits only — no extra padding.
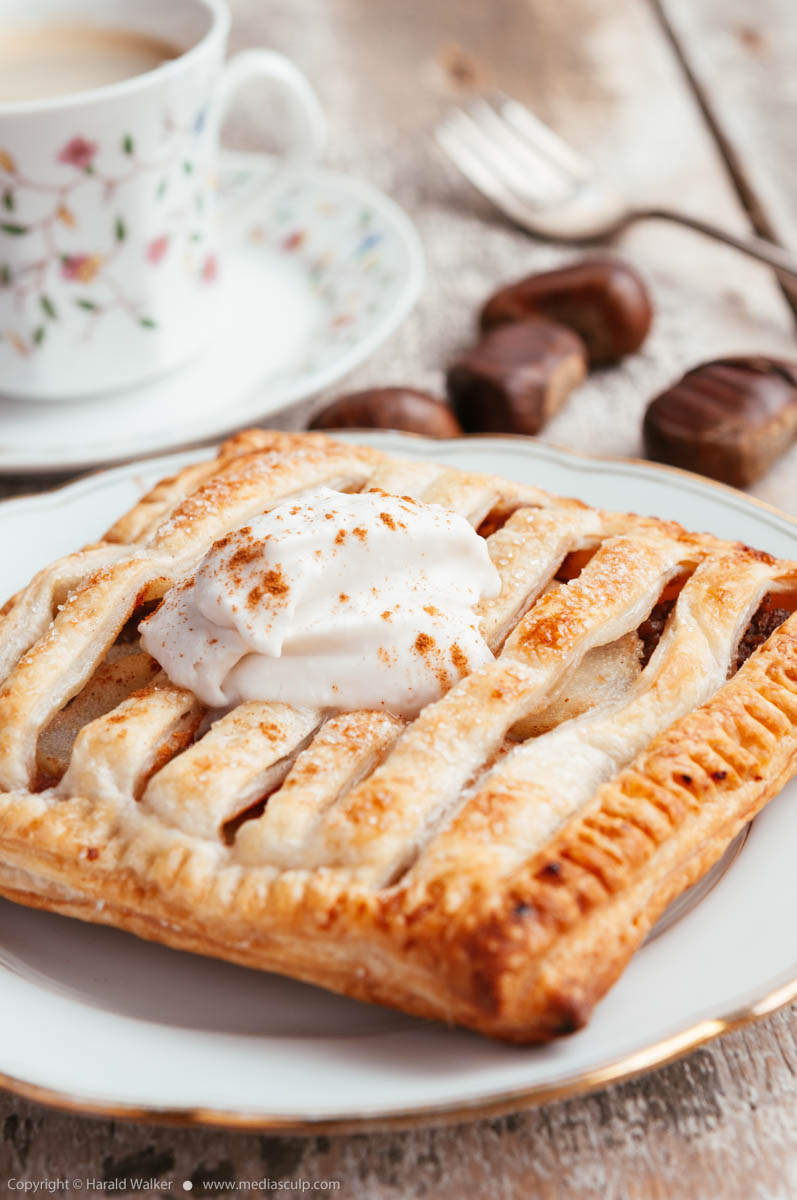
[2,0,797,1196]
[228,0,797,510]
[3,1011,797,1197]
[656,0,797,256]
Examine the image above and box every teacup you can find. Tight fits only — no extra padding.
[0,0,325,401]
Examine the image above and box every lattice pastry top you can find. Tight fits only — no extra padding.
[0,429,796,1041]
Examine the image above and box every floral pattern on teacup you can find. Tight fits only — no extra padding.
[0,109,216,356]
[60,254,104,282]
[57,136,99,169]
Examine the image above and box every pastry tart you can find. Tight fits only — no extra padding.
[0,429,795,1042]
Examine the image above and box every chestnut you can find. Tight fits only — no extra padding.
[309,387,463,438]
[480,258,653,364]
[643,357,797,487]
[446,317,587,435]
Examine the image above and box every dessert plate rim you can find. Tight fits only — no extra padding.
[0,430,795,1133]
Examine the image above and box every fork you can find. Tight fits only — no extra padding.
[435,94,797,286]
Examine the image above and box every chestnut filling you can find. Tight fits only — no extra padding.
[118,599,161,643]
[221,795,273,846]
[733,606,791,674]
[555,547,598,583]
[636,597,791,676]
[637,600,676,669]
[476,507,524,539]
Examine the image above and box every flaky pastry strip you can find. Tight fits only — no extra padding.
[0,430,796,1046]
[0,544,132,685]
[61,676,202,805]
[148,442,381,562]
[411,548,780,887]
[306,530,692,884]
[0,558,161,790]
[234,711,405,868]
[142,703,322,838]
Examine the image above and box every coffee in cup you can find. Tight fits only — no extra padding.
[0,25,180,102]
[0,0,325,401]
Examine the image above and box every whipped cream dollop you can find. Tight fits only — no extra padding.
[140,487,501,717]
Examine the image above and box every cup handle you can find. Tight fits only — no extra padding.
[212,48,326,205]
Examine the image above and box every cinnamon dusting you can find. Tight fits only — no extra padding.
[228,541,263,569]
[450,643,469,677]
[247,567,289,609]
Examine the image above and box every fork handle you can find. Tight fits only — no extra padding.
[637,208,797,287]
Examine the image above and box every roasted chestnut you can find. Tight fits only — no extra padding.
[643,357,797,487]
[446,317,587,435]
[310,387,463,438]
[480,258,653,364]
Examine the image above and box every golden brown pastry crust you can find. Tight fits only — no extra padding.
[0,429,795,1042]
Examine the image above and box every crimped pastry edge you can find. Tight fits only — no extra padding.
[0,616,794,1041]
[1,431,797,1041]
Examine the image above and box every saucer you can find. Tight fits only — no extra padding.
[0,152,424,474]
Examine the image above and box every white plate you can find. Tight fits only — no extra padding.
[1,432,797,1131]
[0,155,424,474]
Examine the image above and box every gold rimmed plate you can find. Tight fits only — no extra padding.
[0,431,795,1131]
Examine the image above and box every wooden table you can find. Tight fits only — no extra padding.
[2,0,796,1195]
